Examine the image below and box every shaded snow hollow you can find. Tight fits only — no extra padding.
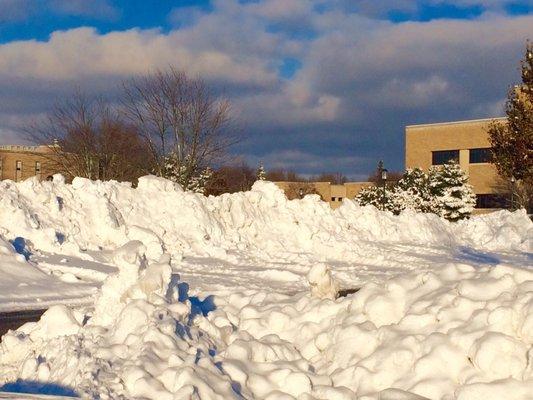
[0,176,532,399]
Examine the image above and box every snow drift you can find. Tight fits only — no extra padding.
[0,176,532,399]
[0,176,530,259]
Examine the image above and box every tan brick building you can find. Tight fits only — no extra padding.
[405,117,507,210]
[274,181,374,209]
[0,145,59,182]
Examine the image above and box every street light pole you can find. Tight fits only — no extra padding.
[510,176,516,210]
[381,168,388,211]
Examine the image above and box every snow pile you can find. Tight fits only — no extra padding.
[0,177,530,262]
[307,263,338,300]
[0,176,532,399]
[0,243,239,399]
[2,246,533,399]
[221,262,533,399]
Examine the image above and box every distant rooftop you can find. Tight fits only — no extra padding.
[0,144,50,152]
[406,117,506,129]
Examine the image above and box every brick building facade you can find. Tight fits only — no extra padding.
[0,145,59,182]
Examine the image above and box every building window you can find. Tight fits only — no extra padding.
[338,197,343,201]
[331,197,336,201]
[15,160,22,181]
[476,194,508,209]
[469,148,492,164]
[432,150,459,165]
[35,161,42,179]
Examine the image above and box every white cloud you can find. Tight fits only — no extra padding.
[0,27,277,86]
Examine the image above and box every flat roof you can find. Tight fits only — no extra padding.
[406,117,506,129]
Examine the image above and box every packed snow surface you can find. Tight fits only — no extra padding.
[0,176,532,399]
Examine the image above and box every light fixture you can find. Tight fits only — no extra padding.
[381,168,388,182]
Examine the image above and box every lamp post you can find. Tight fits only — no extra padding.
[381,168,388,211]
[510,176,516,210]
[299,188,304,199]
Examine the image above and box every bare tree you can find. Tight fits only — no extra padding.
[26,91,149,182]
[265,169,306,182]
[121,68,236,188]
[205,162,256,195]
[311,172,348,184]
[285,182,323,200]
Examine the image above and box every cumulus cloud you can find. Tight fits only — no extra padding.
[0,27,277,86]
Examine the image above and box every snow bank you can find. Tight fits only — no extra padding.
[0,176,532,399]
[0,177,530,262]
[1,245,532,399]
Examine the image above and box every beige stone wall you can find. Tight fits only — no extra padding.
[0,146,60,182]
[405,118,505,196]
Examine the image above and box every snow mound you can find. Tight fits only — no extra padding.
[0,176,532,399]
[307,263,338,300]
[0,177,530,261]
[2,248,533,399]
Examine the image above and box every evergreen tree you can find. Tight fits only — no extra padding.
[355,185,396,212]
[428,161,476,221]
[256,163,266,181]
[356,163,476,220]
[396,168,437,213]
[488,41,533,211]
[188,167,213,194]
[161,152,212,194]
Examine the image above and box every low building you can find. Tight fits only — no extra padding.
[274,181,374,209]
[405,117,507,211]
[0,145,59,182]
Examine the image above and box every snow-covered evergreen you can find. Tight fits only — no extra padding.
[428,161,477,221]
[161,152,212,194]
[256,163,266,181]
[396,168,438,214]
[355,184,395,211]
[357,163,476,220]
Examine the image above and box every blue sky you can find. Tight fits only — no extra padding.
[0,0,532,179]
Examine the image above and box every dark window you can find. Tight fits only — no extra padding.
[432,150,459,165]
[331,197,336,201]
[476,194,508,209]
[469,148,492,164]
[338,197,343,201]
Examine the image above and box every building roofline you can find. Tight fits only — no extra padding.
[0,144,53,153]
[406,117,506,129]
[274,181,373,185]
